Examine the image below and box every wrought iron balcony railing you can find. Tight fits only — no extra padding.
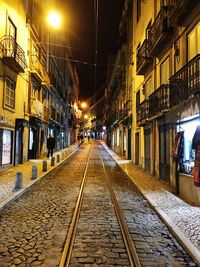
[137,100,149,125]
[148,6,172,57]
[43,107,49,121]
[124,100,132,117]
[148,84,170,118]
[0,35,27,73]
[168,0,199,26]
[51,107,56,121]
[136,39,153,75]
[30,98,44,119]
[31,55,43,81]
[169,54,200,107]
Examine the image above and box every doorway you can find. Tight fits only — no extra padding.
[144,128,151,173]
[135,132,139,165]
[159,124,170,182]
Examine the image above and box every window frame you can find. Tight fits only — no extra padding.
[5,77,16,109]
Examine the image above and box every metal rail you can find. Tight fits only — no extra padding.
[59,145,92,267]
[99,148,142,267]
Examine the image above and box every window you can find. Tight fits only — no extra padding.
[160,57,169,85]
[137,0,141,22]
[136,90,140,110]
[116,128,120,146]
[5,77,15,108]
[188,21,200,61]
[8,18,16,40]
[31,80,37,98]
[146,20,152,39]
[145,77,152,98]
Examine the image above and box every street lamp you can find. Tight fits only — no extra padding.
[84,114,88,119]
[46,10,62,29]
[81,102,87,109]
[46,10,62,72]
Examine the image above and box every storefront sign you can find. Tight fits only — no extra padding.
[180,102,199,120]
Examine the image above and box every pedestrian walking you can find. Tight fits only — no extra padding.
[47,135,55,158]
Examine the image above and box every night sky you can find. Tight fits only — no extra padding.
[65,0,124,99]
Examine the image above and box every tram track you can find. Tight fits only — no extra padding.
[59,143,142,267]
[59,144,93,267]
[0,141,197,266]
[58,142,197,267]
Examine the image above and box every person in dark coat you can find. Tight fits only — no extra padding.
[47,135,55,158]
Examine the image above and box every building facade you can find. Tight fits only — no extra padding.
[106,0,200,205]
[106,0,133,160]
[0,0,80,170]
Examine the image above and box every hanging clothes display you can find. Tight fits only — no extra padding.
[192,125,200,149]
[192,126,200,186]
[172,131,184,162]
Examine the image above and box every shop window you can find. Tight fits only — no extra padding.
[177,118,200,175]
[2,130,12,165]
[5,77,15,108]
[116,128,120,146]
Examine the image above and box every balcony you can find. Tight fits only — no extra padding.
[169,54,200,107]
[51,107,56,121]
[30,98,44,119]
[0,35,27,73]
[148,84,170,119]
[168,0,200,26]
[148,6,172,58]
[136,39,153,75]
[30,55,43,82]
[44,107,49,121]
[124,100,132,117]
[137,100,149,125]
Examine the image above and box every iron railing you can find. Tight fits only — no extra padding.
[169,54,200,106]
[124,100,132,117]
[136,39,152,74]
[0,35,27,72]
[148,84,170,118]
[167,0,199,26]
[137,100,149,125]
[148,6,169,57]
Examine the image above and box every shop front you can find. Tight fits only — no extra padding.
[28,117,41,159]
[174,114,200,204]
[14,119,29,164]
[0,128,13,167]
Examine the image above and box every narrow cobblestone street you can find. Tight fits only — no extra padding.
[0,142,199,266]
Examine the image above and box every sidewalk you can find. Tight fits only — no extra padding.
[102,142,200,266]
[0,142,81,211]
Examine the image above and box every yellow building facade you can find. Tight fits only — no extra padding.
[0,0,80,169]
[132,0,200,204]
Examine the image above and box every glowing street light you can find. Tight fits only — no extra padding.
[84,114,88,119]
[46,10,62,29]
[46,10,62,72]
[81,102,87,109]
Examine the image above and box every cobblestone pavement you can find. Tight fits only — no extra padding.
[100,149,196,267]
[70,148,130,267]
[0,144,80,208]
[0,145,89,267]
[0,141,199,266]
[101,142,200,265]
